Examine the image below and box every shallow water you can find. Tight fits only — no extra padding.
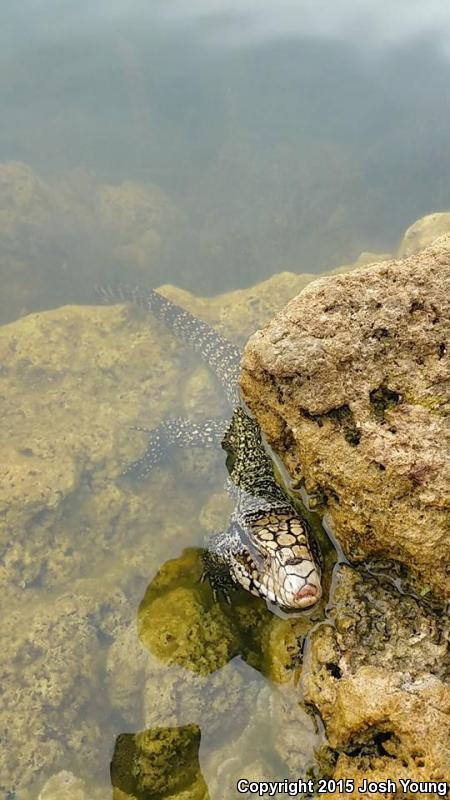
[1,2,449,797]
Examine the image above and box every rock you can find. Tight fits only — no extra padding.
[1,266,351,596]
[138,552,240,676]
[0,583,129,796]
[0,301,214,593]
[270,685,318,777]
[398,211,450,257]
[199,491,234,533]
[110,724,209,800]
[0,161,54,247]
[135,548,264,739]
[301,565,450,795]
[241,237,450,602]
[0,161,176,323]
[97,179,176,270]
[260,615,311,685]
[330,250,392,275]
[38,771,88,800]
[106,621,149,726]
[136,549,325,782]
[160,273,318,348]
[159,252,389,349]
[141,657,257,745]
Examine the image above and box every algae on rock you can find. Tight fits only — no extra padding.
[397,211,450,257]
[111,724,209,800]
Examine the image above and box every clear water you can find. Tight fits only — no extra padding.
[1,2,449,797]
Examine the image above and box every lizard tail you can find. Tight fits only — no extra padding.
[96,284,241,405]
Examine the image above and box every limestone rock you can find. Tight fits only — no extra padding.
[241,237,450,601]
[398,211,450,257]
[302,566,450,795]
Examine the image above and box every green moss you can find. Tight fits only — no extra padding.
[302,404,361,446]
[138,549,241,675]
[111,724,209,800]
[403,393,448,416]
[369,384,401,421]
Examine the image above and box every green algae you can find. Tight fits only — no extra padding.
[111,725,209,800]
[138,548,265,676]
[137,546,328,685]
[139,578,240,676]
[402,392,448,416]
[369,384,401,421]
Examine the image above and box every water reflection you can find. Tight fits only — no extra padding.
[158,0,450,53]
[2,3,450,307]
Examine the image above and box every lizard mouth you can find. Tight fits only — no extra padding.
[293,584,321,608]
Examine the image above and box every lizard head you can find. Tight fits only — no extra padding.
[231,513,322,610]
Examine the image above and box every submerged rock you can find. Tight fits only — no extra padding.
[241,236,450,602]
[138,549,241,676]
[397,211,450,257]
[110,724,209,800]
[0,160,176,323]
[0,582,130,798]
[38,771,89,800]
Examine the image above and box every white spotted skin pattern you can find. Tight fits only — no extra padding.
[96,284,241,405]
[236,513,322,609]
[123,418,228,478]
[212,407,322,610]
[98,284,322,610]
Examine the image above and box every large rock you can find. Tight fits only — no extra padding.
[241,237,450,602]
[301,566,450,796]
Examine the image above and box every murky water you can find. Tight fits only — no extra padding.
[1,2,449,797]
